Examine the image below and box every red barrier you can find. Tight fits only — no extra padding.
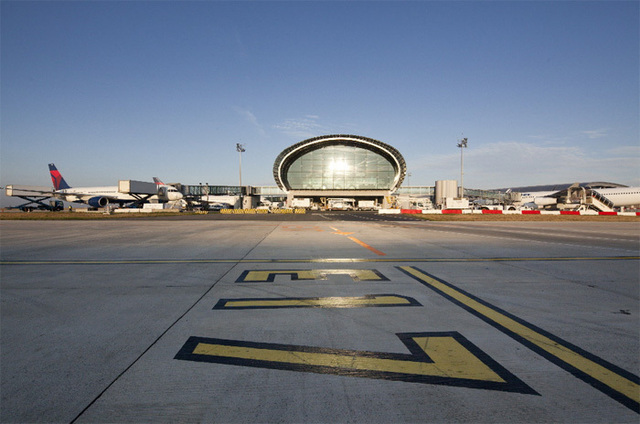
[598,211,618,216]
[400,209,422,214]
[442,209,463,214]
[521,210,541,215]
[560,211,581,215]
[482,209,503,214]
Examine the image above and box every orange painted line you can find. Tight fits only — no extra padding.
[347,236,386,256]
[330,225,386,256]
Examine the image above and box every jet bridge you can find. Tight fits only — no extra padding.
[5,185,53,197]
[117,180,160,206]
[118,180,158,196]
[4,185,61,211]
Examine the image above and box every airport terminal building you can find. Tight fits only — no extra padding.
[273,134,406,208]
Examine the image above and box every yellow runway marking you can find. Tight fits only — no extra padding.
[193,338,501,380]
[214,294,420,309]
[175,333,537,393]
[399,266,640,413]
[235,269,387,282]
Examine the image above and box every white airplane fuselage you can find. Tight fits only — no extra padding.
[592,187,640,207]
[54,187,138,204]
[518,186,640,209]
[156,185,183,202]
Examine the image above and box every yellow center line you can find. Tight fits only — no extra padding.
[399,266,640,410]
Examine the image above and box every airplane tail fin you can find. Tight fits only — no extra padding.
[48,163,71,190]
[153,177,164,186]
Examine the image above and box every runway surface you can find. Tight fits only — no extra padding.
[1,218,638,423]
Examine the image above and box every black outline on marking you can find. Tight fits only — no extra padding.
[174,332,538,394]
[213,294,422,310]
[397,266,640,413]
[235,269,389,283]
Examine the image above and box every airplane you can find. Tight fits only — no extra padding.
[48,163,140,207]
[45,164,183,207]
[585,186,640,208]
[512,183,640,211]
[516,190,560,208]
[153,177,184,202]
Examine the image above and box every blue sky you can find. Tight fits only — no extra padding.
[1,1,638,203]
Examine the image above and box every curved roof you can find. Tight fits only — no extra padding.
[273,134,407,192]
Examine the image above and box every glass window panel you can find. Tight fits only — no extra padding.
[285,144,397,190]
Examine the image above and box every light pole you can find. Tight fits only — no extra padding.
[236,143,245,196]
[457,137,468,198]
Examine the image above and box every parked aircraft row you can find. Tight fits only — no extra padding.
[5,164,182,209]
[514,184,640,210]
[4,164,639,212]
[49,164,183,207]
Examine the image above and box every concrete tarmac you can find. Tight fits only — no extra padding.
[1,219,638,423]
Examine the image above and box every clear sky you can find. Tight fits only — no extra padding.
[1,1,638,203]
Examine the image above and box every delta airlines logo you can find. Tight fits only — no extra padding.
[50,169,64,190]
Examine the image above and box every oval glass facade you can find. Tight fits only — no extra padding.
[285,145,396,190]
[274,135,406,192]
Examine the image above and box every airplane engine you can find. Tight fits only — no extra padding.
[88,196,109,208]
[534,197,557,206]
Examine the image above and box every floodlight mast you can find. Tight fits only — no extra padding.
[457,138,468,198]
[236,143,245,196]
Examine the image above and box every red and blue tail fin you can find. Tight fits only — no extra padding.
[153,177,164,186]
[48,163,71,190]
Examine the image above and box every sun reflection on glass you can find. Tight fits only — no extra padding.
[329,159,349,172]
